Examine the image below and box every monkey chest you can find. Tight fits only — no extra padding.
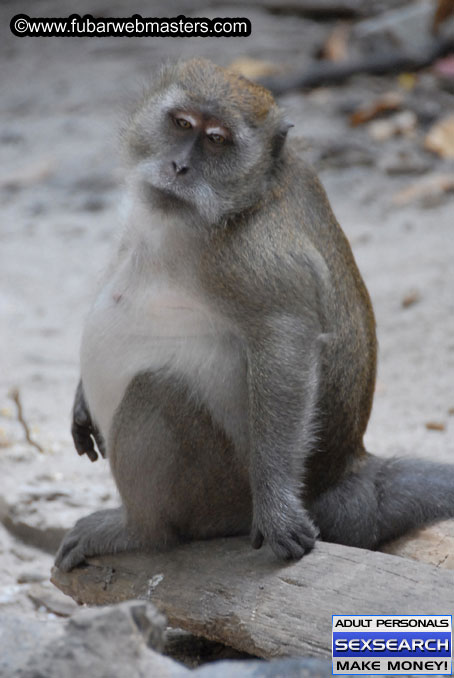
[80,265,246,441]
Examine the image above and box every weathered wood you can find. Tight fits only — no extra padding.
[382,519,454,569]
[51,537,454,660]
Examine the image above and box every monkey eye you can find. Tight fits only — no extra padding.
[207,133,226,145]
[175,117,192,129]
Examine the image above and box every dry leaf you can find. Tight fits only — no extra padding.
[228,57,282,80]
[350,92,403,127]
[368,110,416,141]
[448,407,454,416]
[424,114,454,159]
[392,173,454,205]
[425,421,446,431]
[401,290,421,308]
[320,22,350,62]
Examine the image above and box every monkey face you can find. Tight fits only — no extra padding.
[132,104,243,223]
[124,59,291,225]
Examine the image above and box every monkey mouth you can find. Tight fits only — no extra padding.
[139,164,219,223]
[138,161,200,211]
[143,181,194,212]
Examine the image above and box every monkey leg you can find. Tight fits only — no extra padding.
[55,371,252,571]
[109,370,252,546]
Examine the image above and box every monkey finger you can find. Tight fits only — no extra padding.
[290,528,317,552]
[54,535,81,569]
[71,423,99,461]
[84,442,100,463]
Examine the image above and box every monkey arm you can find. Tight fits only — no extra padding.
[71,380,106,462]
[246,315,321,560]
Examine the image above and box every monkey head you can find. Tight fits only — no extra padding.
[125,58,292,225]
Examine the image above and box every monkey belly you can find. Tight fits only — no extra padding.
[108,370,252,541]
[80,267,249,454]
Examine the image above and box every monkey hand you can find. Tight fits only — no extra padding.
[72,381,106,462]
[251,493,319,560]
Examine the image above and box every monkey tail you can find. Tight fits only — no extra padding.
[309,454,454,549]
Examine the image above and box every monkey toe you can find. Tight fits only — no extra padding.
[272,537,307,561]
[54,516,100,571]
[270,526,317,560]
[253,505,319,561]
[55,508,131,571]
[54,535,87,572]
[55,547,87,572]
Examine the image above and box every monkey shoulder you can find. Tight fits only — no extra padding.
[199,162,335,318]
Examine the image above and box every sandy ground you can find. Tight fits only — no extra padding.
[0,0,453,633]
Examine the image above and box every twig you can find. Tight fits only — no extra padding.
[258,37,454,95]
[9,387,45,453]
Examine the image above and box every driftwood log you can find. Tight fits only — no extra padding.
[52,534,454,660]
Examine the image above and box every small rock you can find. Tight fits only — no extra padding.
[17,571,48,584]
[27,582,79,617]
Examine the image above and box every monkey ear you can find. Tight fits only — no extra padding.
[272,120,294,158]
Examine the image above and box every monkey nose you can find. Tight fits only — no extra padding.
[172,161,189,176]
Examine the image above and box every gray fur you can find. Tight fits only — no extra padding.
[55,59,454,572]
